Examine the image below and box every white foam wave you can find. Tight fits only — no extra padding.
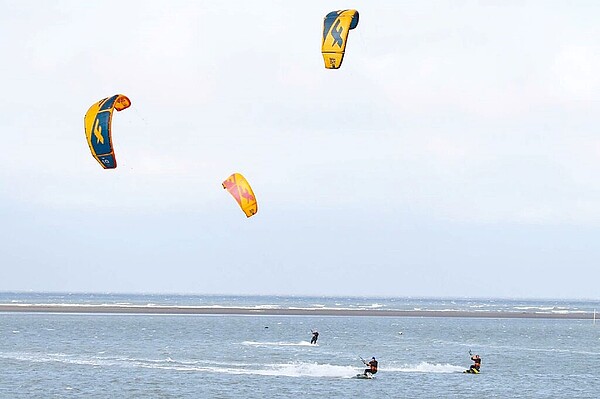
[513,306,573,312]
[469,304,489,308]
[0,352,356,378]
[252,304,282,310]
[213,362,357,378]
[1,352,124,368]
[385,362,464,373]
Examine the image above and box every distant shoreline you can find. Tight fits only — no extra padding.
[0,304,594,319]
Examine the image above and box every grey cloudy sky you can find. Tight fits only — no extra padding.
[1,1,599,299]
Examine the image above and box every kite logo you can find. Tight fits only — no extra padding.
[240,188,255,204]
[330,19,344,47]
[93,118,104,145]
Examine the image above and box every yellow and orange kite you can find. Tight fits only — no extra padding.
[222,173,258,218]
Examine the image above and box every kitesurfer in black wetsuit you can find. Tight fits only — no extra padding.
[310,330,319,344]
[469,354,481,373]
[364,357,378,376]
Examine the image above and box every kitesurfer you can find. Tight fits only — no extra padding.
[469,354,481,373]
[310,330,319,344]
[363,357,378,376]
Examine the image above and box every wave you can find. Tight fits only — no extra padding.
[1,352,124,368]
[513,306,570,310]
[469,304,491,308]
[216,362,357,378]
[2,351,477,377]
[0,352,356,378]
[384,362,465,373]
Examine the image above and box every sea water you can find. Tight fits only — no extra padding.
[2,294,600,398]
[2,292,597,315]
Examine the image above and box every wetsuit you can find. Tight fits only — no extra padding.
[469,356,481,372]
[310,332,319,344]
[364,359,378,375]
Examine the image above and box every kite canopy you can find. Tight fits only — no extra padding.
[321,9,359,69]
[222,173,258,218]
[84,94,131,169]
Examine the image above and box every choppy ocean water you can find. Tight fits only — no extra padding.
[2,292,599,315]
[2,293,600,398]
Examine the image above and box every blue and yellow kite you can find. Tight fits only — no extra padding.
[84,94,131,169]
[321,9,359,69]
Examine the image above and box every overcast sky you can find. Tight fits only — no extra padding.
[1,1,599,299]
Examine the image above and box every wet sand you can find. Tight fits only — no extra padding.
[0,304,593,319]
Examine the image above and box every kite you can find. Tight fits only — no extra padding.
[84,94,131,169]
[321,9,359,69]
[222,173,258,218]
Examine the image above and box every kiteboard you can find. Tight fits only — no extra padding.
[354,373,373,379]
[463,368,480,374]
